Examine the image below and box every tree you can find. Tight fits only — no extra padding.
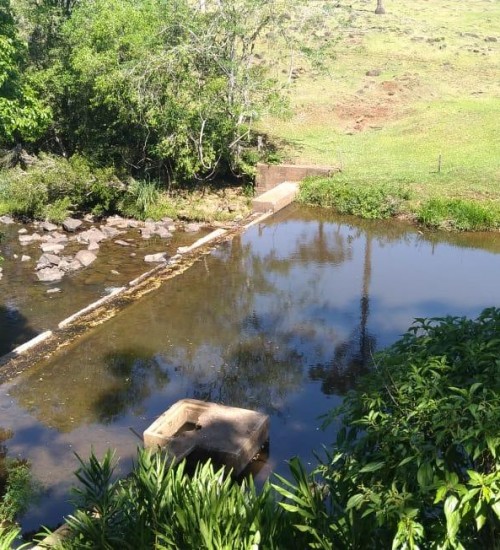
[375,0,386,15]
[42,0,333,183]
[0,0,50,145]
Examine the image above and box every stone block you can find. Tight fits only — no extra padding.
[144,399,269,475]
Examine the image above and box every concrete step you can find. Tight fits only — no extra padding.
[252,181,299,213]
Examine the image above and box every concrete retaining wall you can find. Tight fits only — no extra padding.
[255,163,340,194]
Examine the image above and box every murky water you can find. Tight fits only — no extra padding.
[0,221,205,356]
[1,205,499,532]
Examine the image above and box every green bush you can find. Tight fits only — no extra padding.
[310,308,500,549]
[0,154,123,219]
[60,449,294,549]
[417,198,500,231]
[298,176,411,219]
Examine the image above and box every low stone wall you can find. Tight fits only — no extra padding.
[255,163,340,194]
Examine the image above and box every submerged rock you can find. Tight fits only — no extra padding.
[37,267,64,282]
[144,252,168,263]
[40,242,65,254]
[46,287,61,294]
[75,250,97,267]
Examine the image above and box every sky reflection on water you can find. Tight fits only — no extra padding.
[1,204,499,531]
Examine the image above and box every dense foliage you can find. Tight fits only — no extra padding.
[36,308,499,549]
[1,0,332,185]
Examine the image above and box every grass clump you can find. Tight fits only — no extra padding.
[298,176,410,219]
[417,198,500,231]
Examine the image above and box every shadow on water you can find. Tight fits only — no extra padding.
[0,304,39,357]
[93,349,170,424]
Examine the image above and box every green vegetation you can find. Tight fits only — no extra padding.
[261,0,500,228]
[299,176,410,219]
[39,308,499,549]
[0,428,36,549]
[299,176,500,230]
[1,0,328,183]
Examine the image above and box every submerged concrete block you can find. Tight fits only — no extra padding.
[144,399,269,475]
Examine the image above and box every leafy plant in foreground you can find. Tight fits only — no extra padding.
[309,307,500,549]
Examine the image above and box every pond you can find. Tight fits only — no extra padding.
[1,204,500,532]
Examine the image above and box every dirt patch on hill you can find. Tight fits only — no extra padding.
[335,72,421,133]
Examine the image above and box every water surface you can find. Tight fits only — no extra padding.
[1,205,499,531]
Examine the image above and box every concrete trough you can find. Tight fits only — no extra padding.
[144,398,269,475]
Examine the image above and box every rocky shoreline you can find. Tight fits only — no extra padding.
[0,214,209,285]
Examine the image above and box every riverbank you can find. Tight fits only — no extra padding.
[258,0,500,225]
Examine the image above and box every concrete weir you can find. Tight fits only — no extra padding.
[144,399,269,475]
[252,181,299,213]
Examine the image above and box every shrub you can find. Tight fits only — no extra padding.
[298,176,410,219]
[0,154,123,219]
[417,198,500,231]
[61,448,293,549]
[305,307,500,549]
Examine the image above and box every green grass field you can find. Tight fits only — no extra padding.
[259,0,500,210]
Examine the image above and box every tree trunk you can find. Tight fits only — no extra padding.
[375,0,385,14]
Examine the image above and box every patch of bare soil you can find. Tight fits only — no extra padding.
[335,72,421,133]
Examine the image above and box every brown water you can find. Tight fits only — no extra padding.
[0,221,205,356]
[1,205,500,532]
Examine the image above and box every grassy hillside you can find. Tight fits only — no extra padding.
[259,0,500,207]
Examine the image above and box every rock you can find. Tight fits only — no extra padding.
[0,215,14,225]
[41,221,58,232]
[130,252,136,257]
[161,217,174,224]
[38,253,61,267]
[62,218,82,232]
[105,215,122,226]
[155,227,172,239]
[115,239,132,247]
[485,36,497,42]
[111,269,120,275]
[13,254,18,259]
[88,242,100,251]
[46,287,61,294]
[185,222,202,233]
[44,232,68,244]
[37,267,64,282]
[140,229,152,239]
[18,228,28,234]
[19,233,42,245]
[40,243,65,254]
[59,258,82,272]
[167,224,176,232]
[78,227,106,244]
[21,255,31,262]
[366,69,381,76]
[177,246,190,254]
[100,225,122,238]
[75,249,97,267]
[144,252,168,263]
